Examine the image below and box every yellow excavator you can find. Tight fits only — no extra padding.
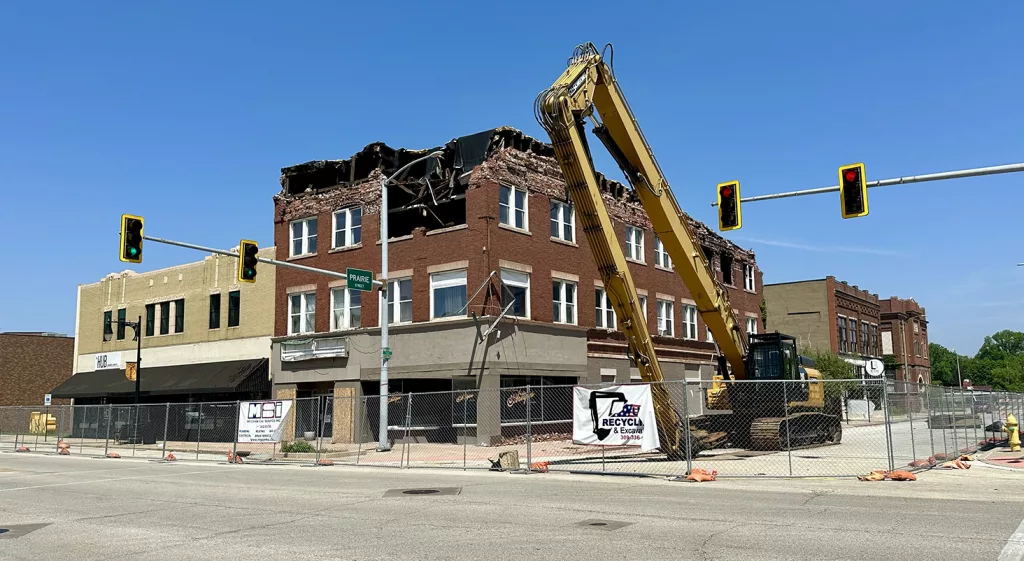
[534,43,841,456]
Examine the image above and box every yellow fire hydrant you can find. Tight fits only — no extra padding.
[1004,414,1021,452]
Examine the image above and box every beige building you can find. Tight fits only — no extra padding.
[51,246,277,405]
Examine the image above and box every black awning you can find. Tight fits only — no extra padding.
[50,359,270,399]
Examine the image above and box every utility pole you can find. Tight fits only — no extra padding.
[378,150,444,452]
[134,315,142,404]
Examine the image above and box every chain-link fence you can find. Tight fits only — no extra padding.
[1,379,1011,477]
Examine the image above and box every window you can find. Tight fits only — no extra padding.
[870,324,878,357]
[499,185,528,230]
[159,301,170,335]
[103,311,112,342]
[288,292,316,334]
[430,270,467,319]
[549,200,574,242]
[209,294,221,329]
[332,207,362,249]
[625,226,644,262]
[848,317,857,354]
[595,288,616,329]
[116,308,126,340]
[656,299,674,337]
[552,279,577,325]
[381,278,413,325]
[639,295,647,321]
[173,298,184,333]
[290,217,318,257]
[707,326,714,343]
[747,317,758,336]
[861,321,869,355]
[743,263,756,292]
[681,304,698,340]
[331,288,361,330]
[145,304,155,337]
[721,254,734,285]
[500,269,530,318]
[228,290,240,327]
[838,315,847,353]
[654,236,672,269]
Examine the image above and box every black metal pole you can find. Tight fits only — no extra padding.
[135,315,142,405]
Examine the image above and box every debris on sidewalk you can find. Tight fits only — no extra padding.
[529,461,550,473]
[686,468,717,482]
[488,450,520,471]
[857,469,917,481]
[938,459,971,470]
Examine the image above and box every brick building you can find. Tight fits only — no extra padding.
[880,297,930,386]
[763,276,883,376]
[0,332,74,406]
[271,127,763,445]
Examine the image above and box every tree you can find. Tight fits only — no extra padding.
[802,347,859,414]
[930,330,1024,391]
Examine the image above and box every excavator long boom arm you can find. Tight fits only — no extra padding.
[535,43,748,381]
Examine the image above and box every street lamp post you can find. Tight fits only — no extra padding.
[377,150,444,452]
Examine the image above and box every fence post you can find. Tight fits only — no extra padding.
[162,403,170,459]
[681,379,693,476]
[462,392,468,471]
[782,381,793,476]
[525,385,532,473]
[132,404,140,457]
[882,380,894,472]
[355,396,364,465]
[196,403,203,461]
[907,387,917,461]
[104,405,112,456]
[57,406,65,454]
[232,401,240,463]
[402,393,412,468]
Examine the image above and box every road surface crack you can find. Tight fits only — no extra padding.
[801,489,834,506]
[699,523,741,561]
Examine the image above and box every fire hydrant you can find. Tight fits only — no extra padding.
[1004,414,1021,452]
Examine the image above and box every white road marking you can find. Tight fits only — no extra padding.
[999,516,1024,561]
[0,469,218,492]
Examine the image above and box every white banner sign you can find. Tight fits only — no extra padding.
[94,352,122,371]
[237,400,293,443]
[572,384,660,452]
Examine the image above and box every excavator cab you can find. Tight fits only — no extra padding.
[745,332,810,403]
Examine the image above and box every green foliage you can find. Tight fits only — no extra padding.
[801,347,860,411]
[760,297,768,330]
[280,440,316,454]
[930,330,1024,391]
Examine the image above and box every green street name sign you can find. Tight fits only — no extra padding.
[346,268,373,291]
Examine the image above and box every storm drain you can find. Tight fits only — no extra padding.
[383,487,461,497]
[575,519,633,531]
[0,523,51,539]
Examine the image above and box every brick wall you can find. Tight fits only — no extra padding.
[827,276,882,358]
[880,297,930,384]
[0,334,75,406]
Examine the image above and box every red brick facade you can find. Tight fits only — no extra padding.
[0,333,74,406]
[880,297,930,384]
[272,128,763,365]
[826,276,882,360]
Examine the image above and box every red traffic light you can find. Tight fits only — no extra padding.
[844,170,857,182]
[720,186,733,198]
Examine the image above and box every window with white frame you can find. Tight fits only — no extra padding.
[381,278,413,325]
[656,299,674,337]
[332,207,362,249]
[330,287,361,330]
[552,279,577,324]
[625,226,644,262]
[654,236,672,269]
[288,292,316,335]
[638,295,647,321]
[681,304,698,340]
[743,263,755,291]
[290,217,318,257]
[746,317,758,336]
[549,200,574,242]
[500,269,530,318]
[595,288,616,329]
[499,185,528,230]
[430,270,467,319]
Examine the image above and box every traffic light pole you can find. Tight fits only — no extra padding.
[710,162,1024,206]
[141,235,382,286]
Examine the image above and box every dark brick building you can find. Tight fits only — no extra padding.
[270,127,763,444]
[0,332,74,406]
[880,297,930,386]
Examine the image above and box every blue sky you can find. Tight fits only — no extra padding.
[1,1,1021,355]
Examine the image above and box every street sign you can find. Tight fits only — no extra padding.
[865,359,885,377]
[382,347,392,360]
[44,394,51,406]
[94,352,122,371]
[125,362,137,382]
[347,268,374,291]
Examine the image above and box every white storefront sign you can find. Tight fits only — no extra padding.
[572,384,660,452]
[94,352,122,371]
[236,400,293,443]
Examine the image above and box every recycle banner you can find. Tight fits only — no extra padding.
[572,384,660,452]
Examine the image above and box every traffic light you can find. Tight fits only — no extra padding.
[119,214,144,263]
[839,163,868,219]
[238,239,259,283]
[717,181,742,231]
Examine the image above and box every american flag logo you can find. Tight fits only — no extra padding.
[611,404,641,418]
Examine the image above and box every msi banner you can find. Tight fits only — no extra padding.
[572,384,660,452]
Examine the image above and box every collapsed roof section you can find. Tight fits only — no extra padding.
[275,126,754,260]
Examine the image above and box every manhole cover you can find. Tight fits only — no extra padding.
[589,522,607,527]
[383,487,461,497]
[575,519,633,531]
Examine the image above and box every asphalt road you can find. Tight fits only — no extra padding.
[0,452,1022,561]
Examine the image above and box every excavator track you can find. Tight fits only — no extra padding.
[749,412,842,451]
